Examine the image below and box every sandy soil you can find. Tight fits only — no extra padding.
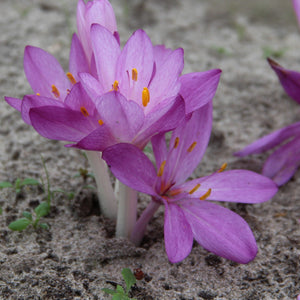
[0,0,299,299]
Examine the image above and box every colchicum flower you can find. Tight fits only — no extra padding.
[102,104,278,263]
[235,58,300,186]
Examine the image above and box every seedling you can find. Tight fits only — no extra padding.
[102,268,137,300]
[262,46,286,59]
[0,178,40,194]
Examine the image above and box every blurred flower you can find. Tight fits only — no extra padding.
[103,105,278,263]
[235,58,300,186]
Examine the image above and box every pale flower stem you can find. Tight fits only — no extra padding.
[85,150,117,220]
[115,180,138,239]
[130,199,160,246]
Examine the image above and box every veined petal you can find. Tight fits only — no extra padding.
[180,170,278,203]
[30,106,96,142]
[91,24,121,91]
[151,133,168,171]
[102,143,157,196]
[116,29,154,102]
[69,33,89,79]
[164,202,193,263]
[5,97,22,112]
[268,57,300,104]
[79,72,104,101]
[24,46,70,100]
[180,69,222,115]
[235,121,300,156]
[181,201,257,263]
[262,135,300,186]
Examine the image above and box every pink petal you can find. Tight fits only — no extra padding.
[262,135,300,186]
[5,97,22,112]
[181,201,257,264]
[164,202,193,263]
[181,170,278,203]
[102,143,157,196]
[235,121,300,156]
[293,0,300,28]
[79,72,104,101]
[180,69,222,115]
[24,46,70,100]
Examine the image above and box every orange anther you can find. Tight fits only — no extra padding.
[173,137,179,149]
[98,119,104,125]
[113,80,119,91]
[142,87,150,107]
[132,68,138,81]
[51,85,60,98]
[80,106,89,117]
[218,163,227,173]
[199,188,212,201]
[157,160,166,177]
[188,183,201,194]
[66,72,77,85]
[187,141,197,153]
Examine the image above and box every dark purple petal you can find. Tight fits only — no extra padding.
[5,97,22,112]
[181,201,257,264]
[24,46,70,100]
[164,202,193,263]
[235,121,300,156]
[30,106,96,142]
[102,143,157,196]
[268,57,300,104]
[69,33,89,79]
[262,135,300,186]
[180,170,278,203]
[180,69,222,115]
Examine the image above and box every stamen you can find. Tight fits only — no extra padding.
[51,85,60,98]
[36,93,40,96]
[98,119,104,126]
[199,188,211,201]
[157,160,166,177]
[218,163,227,173]
[113,80,119,91]
[142,87,150,107]
[80,106,89,117]
[67,89,71,94]
[169,189,181,197]
[66,72,77,85]
[187,141,197,153]
[173,137,179,149]
[188,183,201,194]
[132,68,138,81]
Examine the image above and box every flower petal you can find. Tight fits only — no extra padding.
[235,121,300,156]
[180,69,222,115]
[262,135,300,186]
[79,72,104,101]
[293,0,300,27]
[181,170,278,203]
[164,202,193,263]
[268,57,300,104]
[102,143,157,196]
[24,46,70,100]
[181,201,257,264]
[91,24,121,91]
[5,97,22,112]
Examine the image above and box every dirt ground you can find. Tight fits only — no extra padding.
[0,0,299,299]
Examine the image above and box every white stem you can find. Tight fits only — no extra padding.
[115,180,137,239]
[86,151,117,220]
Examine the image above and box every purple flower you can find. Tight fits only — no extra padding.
[293,0,300,28]
[235,58,300,186]
[102,105,278,263]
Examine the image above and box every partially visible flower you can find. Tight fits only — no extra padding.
[235,58,300,186]
[293,0,300,28]
[102,105,278,263]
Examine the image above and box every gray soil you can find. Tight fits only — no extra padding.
[0,0,299,299]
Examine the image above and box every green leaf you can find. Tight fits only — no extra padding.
[39,223,49,230]
[0,181,13,189]
[14,178,21,189]
[122,268,136,294]
[116,285,125,294]
[8,218,31,231]
[0,207,2,215]
[102,288,116,295]
[20,178,40,187]
[112,294,127,300]
[34,202,50,218]
[22,211,32,220]
[67,192,75,200]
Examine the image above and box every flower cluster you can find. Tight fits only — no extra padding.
[4,0,278,264]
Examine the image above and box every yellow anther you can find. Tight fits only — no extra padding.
[173,137,179,149]
[218,163,227,173]
[98,119,104,126]
[80,106,89,117]
[51,85,60,98]
[36,93,40,96]
[142,87,150,107]
[188,183,201,194]
[169,189,181,197]
[112,80,119,91]
[157,160,166,177]
[66,72,77,85]
[132,68,138,81]
[199,188,212,201]
[187,141,197,153]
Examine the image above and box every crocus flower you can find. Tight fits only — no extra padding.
[102,104,278,263]
[235,58,300,186]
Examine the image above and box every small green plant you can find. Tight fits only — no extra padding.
[102,268,137,300]
[0,178,40,194]
[262,46,286,59]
